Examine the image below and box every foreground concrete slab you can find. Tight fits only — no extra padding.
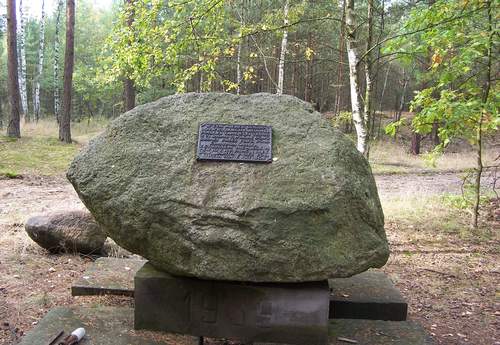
[18,306,432,345]
[72,257,146,296]
[135,263,330,345]
[329,271,407,321]
[17,306,198,345]
[329,319,433,344]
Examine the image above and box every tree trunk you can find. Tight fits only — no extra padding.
[364,0,374,157]
[34,0,46,122]
[304,32,313,103]
[123,78,136,111]
[236,0,245,95]
[431,121,440,145]
[6,0,21,138]
[472,0,493,229]
[17,0,28,119]
[410,132,421,155]
[377,62,391,137]
[54,0,63,122]
[345,0,367,154]
[276,0,289,95]
[123,0,136,111]
[236,36,242,94]
[334,0,346,115]
[59,0,75,143]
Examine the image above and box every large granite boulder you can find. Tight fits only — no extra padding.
[67,93,389,282]
[25,211,106,254]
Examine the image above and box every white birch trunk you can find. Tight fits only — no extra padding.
[54,0,63,120]
[276,0,289,95]
[363,0,374,155]
[33,0,46,122]
[345,0,367,154]
[17,0,28,117]
[236,37,242,95]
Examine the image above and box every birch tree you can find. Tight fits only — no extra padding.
[276,0,289,95]
[17,0,27,118]
[363,0,374,155]
[59,0,75,143]
[344,0,367,154]
[6,0,21,138]
[54,0,63,121]
[33,0,46,122]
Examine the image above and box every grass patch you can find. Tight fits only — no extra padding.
[0,136,79,176]
[369,139,498,174]
[382,193,496,241]
[0,118,108,176]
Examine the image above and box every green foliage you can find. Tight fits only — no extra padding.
[384,118,406,137]
[3,171,20,178]
[105,0,346,95]
[329,111,352,129]
[387,0,498,150]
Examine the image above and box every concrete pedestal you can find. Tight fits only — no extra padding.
[134,263,330,345]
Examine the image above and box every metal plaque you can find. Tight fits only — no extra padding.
[197,123,272,163]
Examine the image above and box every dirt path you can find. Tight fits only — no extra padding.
[375,171,498,199]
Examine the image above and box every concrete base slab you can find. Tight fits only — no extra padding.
[135,263,330,345]
[329,271,407,321]
[16,306,198,345]
[18,307,433,345]
[71,257,146,296]
[329,319,433,345]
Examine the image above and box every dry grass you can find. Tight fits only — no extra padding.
[369,139,498,174]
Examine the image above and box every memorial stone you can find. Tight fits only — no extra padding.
[67,93,389,282]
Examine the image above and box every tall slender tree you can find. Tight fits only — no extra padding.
[345,0,367,154]
[59,0,75,143]
[54,0,64,121]
[6,0,21,138]
[123,0,135,111]
[363,0,374,156]
[276,0,289,95]
[33,0,46,122]
[17,0,28,118]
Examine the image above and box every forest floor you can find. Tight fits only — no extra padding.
[0,120,499,345]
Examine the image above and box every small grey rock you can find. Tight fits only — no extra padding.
[25,211,106,254]
[67,93,389,282]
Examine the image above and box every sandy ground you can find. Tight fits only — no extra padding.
[0,173,498,345]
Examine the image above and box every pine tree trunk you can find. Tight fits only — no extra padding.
[123,0,135,111]
[345,0,367,154]
[17,0,28,119]
[34,0,46,122]
[59,0,75,143]
[54,0,63,122]
[276,0,289,95]
[334,0,346,115]
[7,0,21,138]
